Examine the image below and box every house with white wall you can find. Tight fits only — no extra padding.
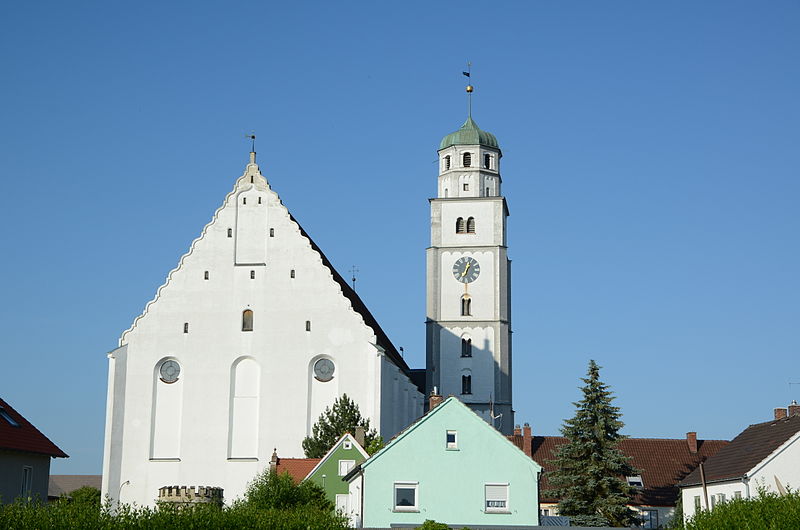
[679,403,800,522]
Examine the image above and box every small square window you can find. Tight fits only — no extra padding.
[485,483,509,512]
[393,482,418,512]
[338,459,355,476]
[734,491,742,499]
[463,183,469,191]
[446,430,457,449]
[343,440,352,450]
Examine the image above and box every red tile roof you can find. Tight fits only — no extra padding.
[275,458,321,483]
[0,397,68,458]
[679,414,800,487]
[509,434,728,507]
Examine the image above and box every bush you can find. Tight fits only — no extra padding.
[65,486,102,507]
[686,490,800,529]
[416,520,451,530]
[243,469,333,512]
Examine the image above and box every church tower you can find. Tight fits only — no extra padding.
[426,104,513,434]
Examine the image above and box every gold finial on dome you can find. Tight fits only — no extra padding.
[462,61,473,117]
[466,85,474,93]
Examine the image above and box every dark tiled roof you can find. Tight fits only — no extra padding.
[275,458,321,483]
[679,414,800,487]
[508,434,728,507]
[291,215,420,388]
[48,475,102,498]
[0,398,68,458]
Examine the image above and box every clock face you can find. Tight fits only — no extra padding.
[452,256,480,283]
[313,358,335,382]
[159,360,180,384]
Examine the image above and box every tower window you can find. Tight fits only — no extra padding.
[242,310,254,332]
[463,183,469,191]
[461,296,472,316]
[463,152,471,167]
[461,338,472,357]
[243,197,246,205]
[485,187,490,196]
[444,189,449,198]
[484,153,491,169]
[466,217,475,234]
[269,228,274,237]
[227,228,232,238]
[444,155,451,170]
[183,322,189,334]
[291,269,296,278]
[250,270,255,279]
[250,175,254,183]
[204,271,209,280]
[461,375,472,395]
[258,197,262,204]
[456,217,466,234]
[305,320,311,332]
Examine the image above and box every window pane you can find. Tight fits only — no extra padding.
[446,432,456,444]
[395,487,415,507]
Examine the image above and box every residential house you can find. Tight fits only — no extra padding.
[269,451,320,483]
[48,475,102,502]
[0,397,68,504]
[508,426,728,528]
[679,403,800,522]
[345,395,542,528]
[303,432,369,514]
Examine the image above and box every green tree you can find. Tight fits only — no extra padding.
[302,394,378,458]
[243,469,332,512]
[66,486,101,507]
[546,360,639,527]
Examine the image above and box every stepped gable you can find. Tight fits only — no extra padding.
[679,414,800,487]
[0,397,68,458]
[508,434,727,506]
[289,213,417,382]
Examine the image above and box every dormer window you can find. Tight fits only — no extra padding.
[463,152,471,167]
[444,155,451,171]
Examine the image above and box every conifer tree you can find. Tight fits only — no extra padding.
[302,394,378,458]
[546,360,639,527]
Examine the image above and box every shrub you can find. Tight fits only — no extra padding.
[685,490,800,529]
[243,469,333,512]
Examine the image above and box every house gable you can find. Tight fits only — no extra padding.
[304,433,368,501]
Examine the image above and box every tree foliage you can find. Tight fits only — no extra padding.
[302,393,378,458]
[65,486,102,507]
[546,359,639,527]
[686,490,800,529]
[242,469,332,512]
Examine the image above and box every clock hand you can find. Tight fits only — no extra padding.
[461,261,471,277]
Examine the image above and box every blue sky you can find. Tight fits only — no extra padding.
[1,1,798,474]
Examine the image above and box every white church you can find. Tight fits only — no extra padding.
[101,105,513,507]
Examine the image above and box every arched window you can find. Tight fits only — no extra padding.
[183,322,189,334]
[461,296,472,316]
[461,338,472,357]
[484,153,491,169]
[227,228,233,238]
[463,152,471,167]
[466,217,475,234]
[444,188,449,198]
[461,375,472,395]
[485,187,490,197]
[456,217,466,233]
[242,310,253,332]
[444,155,451,171]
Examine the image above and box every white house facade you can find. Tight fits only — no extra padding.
[680,406,800,522]
[101,152,423,507]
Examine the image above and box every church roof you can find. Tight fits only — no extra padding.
[290,215,421,388]
[0,397,68,458]
[439,116,499,150]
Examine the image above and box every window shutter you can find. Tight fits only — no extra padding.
[485,484,508,508]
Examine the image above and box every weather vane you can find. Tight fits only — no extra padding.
[462,61,473,117]
[350,265,359,290]
[245,132,256,152]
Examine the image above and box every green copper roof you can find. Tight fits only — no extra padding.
[439,116,499,150]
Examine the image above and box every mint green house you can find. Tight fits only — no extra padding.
[345,397,542,528]
[303,433,369,513]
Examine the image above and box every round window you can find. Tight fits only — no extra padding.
[313,358,335,382]
[159,360,181,383]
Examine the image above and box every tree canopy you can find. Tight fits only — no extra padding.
[546,359,639,527]
[302,394,379,458]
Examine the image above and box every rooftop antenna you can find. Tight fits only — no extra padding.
[462,62,473,117]
[349,265,359,290]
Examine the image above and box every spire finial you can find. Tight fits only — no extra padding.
[462,62,473,117]
[246,132,256,163]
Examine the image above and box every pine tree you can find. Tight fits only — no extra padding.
[546,360,640,527]
[302,394,378,458]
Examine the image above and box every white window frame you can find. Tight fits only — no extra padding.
[446,430,458,450]
[338,459,355,476]
[393,481,419,512]
[20,466,32,497]
[485,483,509,513]
[343,440,352,450]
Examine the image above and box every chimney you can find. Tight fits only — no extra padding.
[269,448,278,473]
[523,423,532,458]
[775,408,788,420]
[513,424,521,436]
[687,432,698,454]
[355,426,366,448]
[789,400,800,418]
[429,388,443,410]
